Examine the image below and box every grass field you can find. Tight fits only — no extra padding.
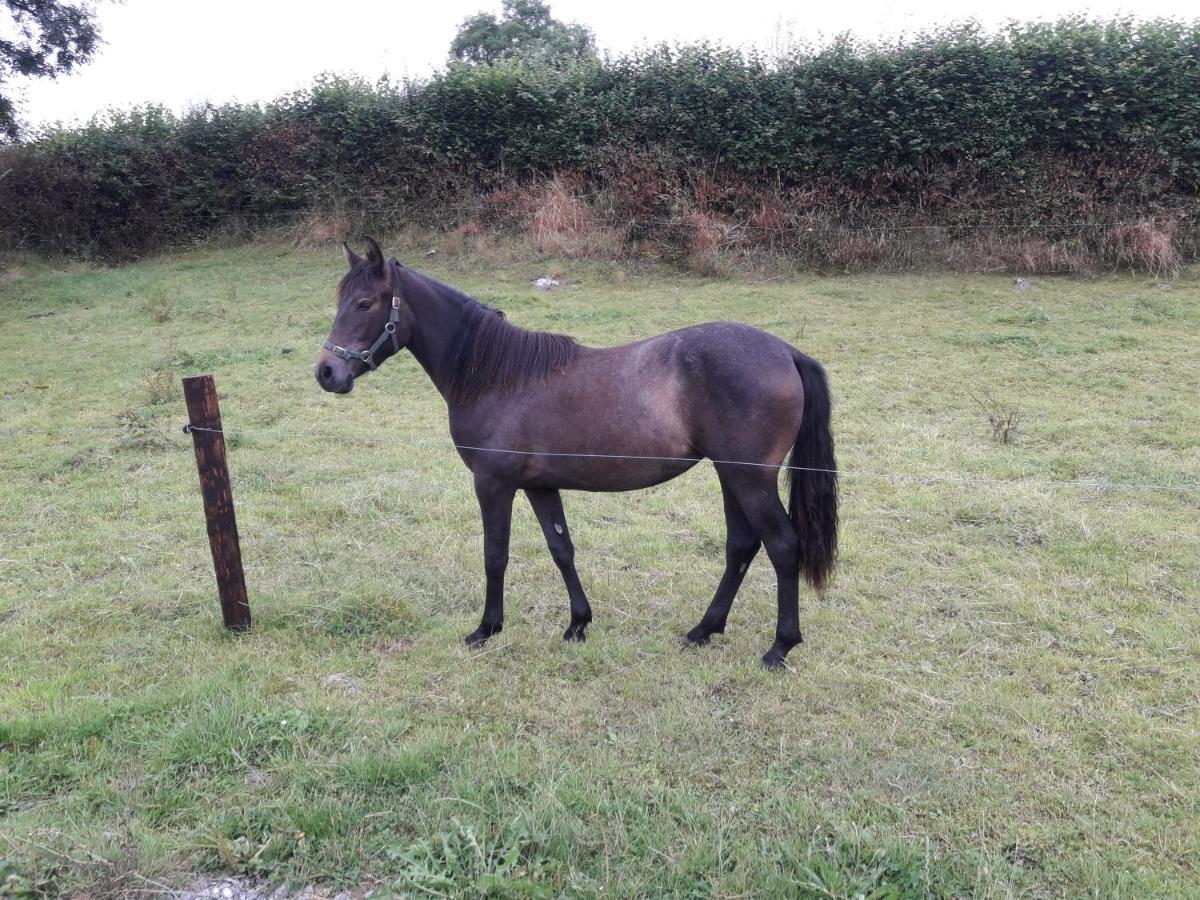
[1,242,1198,898]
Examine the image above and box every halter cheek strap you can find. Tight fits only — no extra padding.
[322,293,403,370]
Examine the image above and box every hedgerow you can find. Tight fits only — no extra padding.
[1,17,1198,259]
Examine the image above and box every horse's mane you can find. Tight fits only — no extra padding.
[424,275,580,405]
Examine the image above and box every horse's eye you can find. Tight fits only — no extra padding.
[357,300,371,311]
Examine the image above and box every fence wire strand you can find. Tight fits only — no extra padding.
[6,202,1196,238]
[2,421,1195,495]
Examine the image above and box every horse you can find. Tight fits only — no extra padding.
[316,239,838,668]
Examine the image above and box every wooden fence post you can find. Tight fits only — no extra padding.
[182,374,252,631]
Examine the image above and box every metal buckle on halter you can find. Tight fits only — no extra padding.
[392,296,402,309]
[323,340,348,360]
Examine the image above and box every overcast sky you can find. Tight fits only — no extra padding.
[9,0,1196,129]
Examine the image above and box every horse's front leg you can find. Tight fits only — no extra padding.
[465,475,515,647]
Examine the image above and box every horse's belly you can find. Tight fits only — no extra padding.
[524,455,699,492]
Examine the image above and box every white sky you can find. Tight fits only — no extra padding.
[9,0,1196,129]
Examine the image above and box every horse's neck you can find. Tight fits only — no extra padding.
[403,272,468,400]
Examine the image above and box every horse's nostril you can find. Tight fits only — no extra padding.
[320,364,334,384]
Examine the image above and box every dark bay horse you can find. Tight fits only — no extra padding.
[316,239,838,668]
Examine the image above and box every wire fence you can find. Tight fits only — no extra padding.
[2,407,1194,642]
[6,196,1198,242]
[2,420,1196,496]
[77,210,1200,236]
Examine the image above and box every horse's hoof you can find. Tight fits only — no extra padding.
[760,649,788,670]
[465,625,499,647]
[683,622,723,647]
[562,624,587,642]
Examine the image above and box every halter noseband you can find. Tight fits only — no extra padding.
[322,264,404,371]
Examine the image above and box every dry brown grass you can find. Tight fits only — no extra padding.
[530,177,585,244]
[440,224,528,263]
[529,177,627,259]
[454,178,628,260]
[970,391,1022,444]
[1104,220,1181,276]
[1016,239,1092,276]
[291,210,350,250]
[298,170,1197,277]
[681,209,726,257]
[825,231,891,272]
[957,236,1095,276]
[454,219,485,240]
[477,183,539,231]
[746,198,794,250]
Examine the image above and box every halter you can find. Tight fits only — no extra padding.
[322,263,404,370]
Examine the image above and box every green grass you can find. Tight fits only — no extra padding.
[1,243,1198,897]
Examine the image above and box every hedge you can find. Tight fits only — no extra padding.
[1,17,1198,255]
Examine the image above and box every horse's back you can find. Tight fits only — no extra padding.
[652,321,801,379]
[598,320,802,409]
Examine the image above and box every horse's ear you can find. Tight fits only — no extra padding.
[343,241,363,269]
[364,237,385,274]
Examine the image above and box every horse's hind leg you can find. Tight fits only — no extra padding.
[685,474,760,646]
[721,469,803,669]
[526,488,593,641]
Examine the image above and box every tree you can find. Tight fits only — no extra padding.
[449,0,596,66]
[1,0,102,139]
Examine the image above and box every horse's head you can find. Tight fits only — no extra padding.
[316,237,414,393]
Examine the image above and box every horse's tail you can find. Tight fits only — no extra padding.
[786,350,839,590]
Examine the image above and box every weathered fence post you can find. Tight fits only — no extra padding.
[182,374,252,631]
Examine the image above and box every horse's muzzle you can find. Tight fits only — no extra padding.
[316,359,355,394]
